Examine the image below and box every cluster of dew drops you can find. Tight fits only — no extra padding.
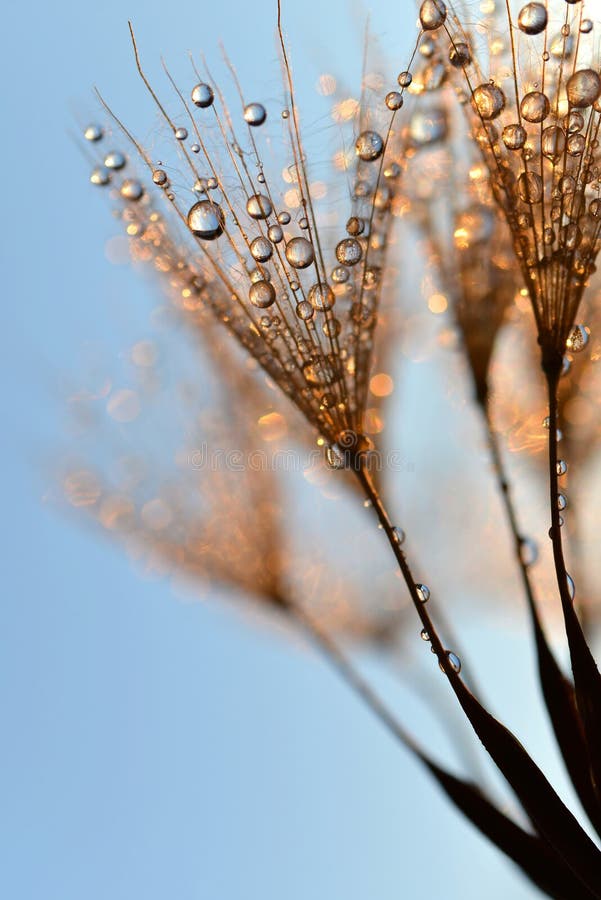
[83,0,553,679]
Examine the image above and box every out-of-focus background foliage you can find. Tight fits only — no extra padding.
[3,1,600,897]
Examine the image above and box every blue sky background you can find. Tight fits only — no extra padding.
[2,1,599,898]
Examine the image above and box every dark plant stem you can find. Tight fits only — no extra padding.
[353,458,601,894]
[544,361,601,807]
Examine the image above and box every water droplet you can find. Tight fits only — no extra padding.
[518,170,543,203]
[392,526,405,545]
[268,224,283,243]
[363,266,380,290]
[302,357,339,387]
[517,3,548,35]
[556,459,567,476]
[335,238,363,266]
[550,31,574,59]
[355,130,384,161]
[416,584,430,603]
[84,123,103,142]
[419,0,447,31]
[325,443,345,469]
[567,69,601,108]
[191,143,201,153]
[520,90,550,123]
[541,125,566,160]
[449,41,471,67]
[519,537,539,567]
[420,628,430,641]
[385,91,404,110]
[557,493,567,511]
[308,282,335,311]
[90,166,110,186]
[246,193,273,220]
[191,83,214,108]
[187,200,225,240]
[278,211,291,225]
[120,178,144,201]
[296,300,314,320]
[323,318,341,338]
[152,169,168,186]
[566,324,589,352]
[244,102,267,126]
[580,19,593,34]
[250,236,273,262]
[472,83,506,120]
[285,237,315,269]
[440,651,461,674]
[397,71,412,88]
[104,151,126,170]
[332,265,349,283]
[175,127,188,141]
[567,573,575,600]
[249,280,276,308]
[346,216,364,236]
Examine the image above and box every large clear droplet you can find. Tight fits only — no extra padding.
[419,0,447,31]
[250,236,273,262]
[191,83,214,108]
[518,171,543,203]
[187,200,225,240]
[285,237,315,269]
[335,238,363,266]
[244,102,267,126]
[520,91,550,123]
[472,83,506,119]
[355,130,384,161]
[308,282,335,311]
[246,193,272,220]
[517,3,548,35]
[249,280,276,308]
[566,69,601,108]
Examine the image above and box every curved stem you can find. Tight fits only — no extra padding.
[351,457,601,893]
[546,368,574,616]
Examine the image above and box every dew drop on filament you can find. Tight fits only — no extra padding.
[191,83,214,108]
[187,200,225,240]
[285,237,315,269]
[517,3,548,35]
[84,123,103,142]
[566,324,589,353]
[440,651,461,674]
[416,584,430,603]
[244,102,267,126]
[392,526,405,545]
